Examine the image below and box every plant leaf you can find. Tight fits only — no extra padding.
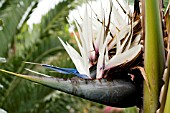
[143,0,166,112]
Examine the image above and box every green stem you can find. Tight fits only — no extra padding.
[144,0,165,112]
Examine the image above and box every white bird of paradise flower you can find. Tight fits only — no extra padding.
[56,0,142,79]
[24,0,143,80]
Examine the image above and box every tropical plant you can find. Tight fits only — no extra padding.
[1,0,141,111]
[0,0,170,113]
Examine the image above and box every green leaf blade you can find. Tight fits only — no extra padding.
[144,0,166,112]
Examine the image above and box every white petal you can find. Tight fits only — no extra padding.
[110,24,117,37]
[58,37,90,77]
[66,43,90,76]
[66,18,83,56]
[108,25,130,50]
[115,32,121,55]
[79,5,96,61]
[82,6,91,53]
[74,20,89,67]
[130,34,141,48]
[96,34,111,79]
[124,22,133,51]
[116,30,131,55]
[108,20,139,50]
[96,53,104,79]
[116,0,131,16]
[111,5,127,30]
[116,22,133,55]
[94,22,105,53]
[105,45,142,70]
[74,20,87,55]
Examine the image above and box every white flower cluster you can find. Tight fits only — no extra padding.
[59,0,142,79]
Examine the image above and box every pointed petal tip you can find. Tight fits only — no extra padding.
[0,69,26,78]
[24,61,41,65]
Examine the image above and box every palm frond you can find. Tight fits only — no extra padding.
[0,0,38,57]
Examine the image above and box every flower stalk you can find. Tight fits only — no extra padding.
[144,0,166,112]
